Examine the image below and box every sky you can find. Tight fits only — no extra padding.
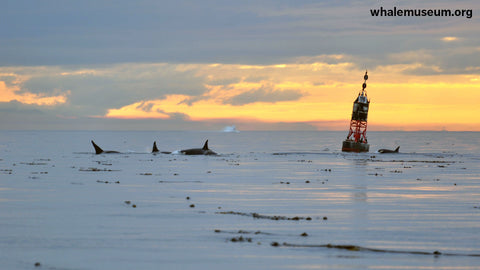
[1,0,480,131]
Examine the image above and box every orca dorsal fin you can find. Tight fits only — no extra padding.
[91,140,104,154]
[202,140,209,150]
[152,141,159,153]
[394,146,400,152]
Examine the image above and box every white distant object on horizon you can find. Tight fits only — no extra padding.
[222,125,240,133]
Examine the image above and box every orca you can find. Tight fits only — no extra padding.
[378,146,400,153]
[152,141,159,153]
[91,140,120,154]
[152,141,171,154]
[180,140,217,155]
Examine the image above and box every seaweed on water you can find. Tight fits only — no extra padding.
[216,211,312,221]
[20,162,48,166]
[372,159,454,164]
[230,236,253,243]
[225,159,240,166]
[158,180,203,183]
[79,167,119,172]
[214,229,273,235]
[219,230,477,257]
[297,160,313,163]
[96,180,120,184]
[1,169,13,174]
[275,242,480,257]
[214,230,264,245]
[124,201,136,208]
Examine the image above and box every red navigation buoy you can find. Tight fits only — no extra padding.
[342,71,370,152]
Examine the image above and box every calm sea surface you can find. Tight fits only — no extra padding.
[0,131,479,269]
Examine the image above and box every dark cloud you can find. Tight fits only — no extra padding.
[127,102,191,121]
[386,46,480,76]
[0,75,18,87]
[0,100,45,115]
[178,96,202,106]
[224,88,304,106]
[206,78,242,86]
[0,101,62,130]
[2,0,477,66]
[136,102,155,112]
[0,100,190,130]
[1,0,278,65]
[164,112,190,121]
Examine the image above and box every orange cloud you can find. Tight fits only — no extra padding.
[0,81,69,106]
[104,62,480,131]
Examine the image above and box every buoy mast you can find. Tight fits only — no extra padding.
[341,71,370,152]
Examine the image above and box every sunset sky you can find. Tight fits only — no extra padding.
[1,0,479,131]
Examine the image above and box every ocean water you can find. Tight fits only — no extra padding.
[0,130,479,270]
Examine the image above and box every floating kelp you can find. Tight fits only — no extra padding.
[214,229,273,235]
[79,167,119,172]
[230,236,252,243]
[277,242,480,257]
[1,169,13,174]
[20,162,48,166]
[158,180,203,183]
[370,159,454,164]
[216,211,312,221]
[96,180,120,184]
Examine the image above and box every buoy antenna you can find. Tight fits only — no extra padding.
[362,70,368,92]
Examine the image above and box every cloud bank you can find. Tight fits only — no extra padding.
[1,0,479,130]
